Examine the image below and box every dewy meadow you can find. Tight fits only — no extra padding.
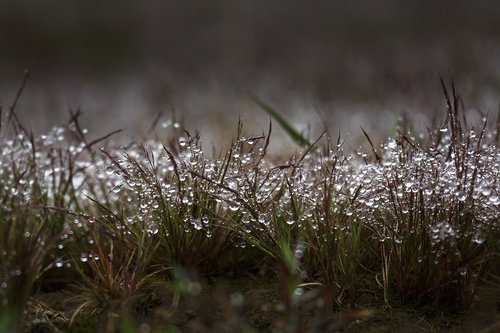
[0,80,499,332]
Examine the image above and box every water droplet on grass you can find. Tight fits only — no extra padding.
[112,184,123,193]
[192,219,203,230]
[105,166,114,175]
[480,187,491,196]
[472,233,485,244]
[489,195,499,205]
[229,202,240,211]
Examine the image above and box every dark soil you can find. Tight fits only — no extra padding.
[25,275,499,333]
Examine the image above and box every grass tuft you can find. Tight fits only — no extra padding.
[0,83,498,332]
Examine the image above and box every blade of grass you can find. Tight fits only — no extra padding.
[360,126,381,162]
[252,95,311,147]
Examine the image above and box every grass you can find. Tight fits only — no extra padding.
[0,80,499,332]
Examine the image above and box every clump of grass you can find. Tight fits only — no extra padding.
[98,130,241,274]
[0,151,68,332]
[0,75,90,331]
[354,80,499,309]
[1,81,498,331]
[299,137,371,308]
[65,210,162,332]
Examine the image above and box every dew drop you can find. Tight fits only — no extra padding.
[481,188,491,196]
[105,166,114,175]
[112,184,123,193]
[192,219,203,230]
[229,202,240,212]
[472,233,485,244]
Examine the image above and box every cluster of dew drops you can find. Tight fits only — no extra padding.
[353,126,500,266]
[1,118,499,277]
[98,121,498,249]
[0,125,95,294]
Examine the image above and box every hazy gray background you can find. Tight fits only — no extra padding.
[1,0,499,148]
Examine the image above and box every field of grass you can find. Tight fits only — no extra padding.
[0,81,499,332]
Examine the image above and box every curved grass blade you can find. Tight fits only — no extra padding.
[252,95,311,147]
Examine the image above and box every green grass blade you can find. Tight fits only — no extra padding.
[252,95,311,147]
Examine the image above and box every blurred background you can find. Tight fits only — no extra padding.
[1,0,499,149]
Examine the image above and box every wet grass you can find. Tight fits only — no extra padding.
[0,81,499,332]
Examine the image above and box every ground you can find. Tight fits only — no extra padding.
[25,274,499,333]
